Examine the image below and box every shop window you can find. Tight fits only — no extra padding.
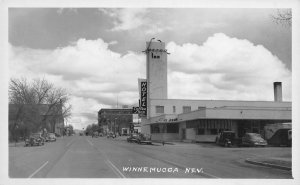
[167,124,179,133]
[210,129,218,135]
[197,128,205,135]
[183,106,191,113]
[173,106,176,113]
[151,125,160,133]
[155,106,164,114]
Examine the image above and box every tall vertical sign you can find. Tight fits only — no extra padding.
[140,81,147,116]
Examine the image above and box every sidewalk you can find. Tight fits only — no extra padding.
[245,157,291,171]
[9,141,24,147]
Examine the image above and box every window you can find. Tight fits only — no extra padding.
[183,106,191,113]
[167,124,179,133]
[173,106,176,113]
[155,106,164,113]
[197,128,205,135]
[151,53,160,59]
[151,125,160,133]
[210,129,218,135]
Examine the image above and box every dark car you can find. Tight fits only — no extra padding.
[92,132,99,138]
[127,133,139,143]
[25,133,45,147]
[127,133,152,145]
[215,131,236,147]
[241,133,267,147]
[107,132,116,138]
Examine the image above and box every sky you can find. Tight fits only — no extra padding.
[8,8,292,130]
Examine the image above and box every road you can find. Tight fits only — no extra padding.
[9,135,292,178]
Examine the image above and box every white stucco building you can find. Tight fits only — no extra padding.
[139,40,291,142]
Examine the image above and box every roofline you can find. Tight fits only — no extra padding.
[150,98,292,103]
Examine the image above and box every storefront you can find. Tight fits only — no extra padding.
[146,106,291,142]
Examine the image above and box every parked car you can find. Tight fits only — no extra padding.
[241,133,267,147]
[215,131,236,147]
[46,133,56,142]
[127,133,139,143]
[127,133,152,145]
[92,132,99,138]
[107,132,116,138]
[25,133,45,147]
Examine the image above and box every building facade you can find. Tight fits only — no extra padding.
[98,108,133,135]
[140,41,292,142]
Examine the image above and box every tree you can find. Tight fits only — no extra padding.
[9,77,72,141]
[85,123,100,135]
[271,9,292,27]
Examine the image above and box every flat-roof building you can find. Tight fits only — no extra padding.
[139,40,291,142]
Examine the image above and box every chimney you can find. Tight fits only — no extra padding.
[273,82,282,102]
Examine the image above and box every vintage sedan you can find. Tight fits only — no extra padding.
[92,132,99,138]
[46,133,56,142]
[107,132,116,138]
[215,131,236,147]
[241,133,267,147]
[25,133,45,147]
[127,133,152,145]
[127,133,139,143]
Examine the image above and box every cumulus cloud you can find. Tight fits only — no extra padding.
[9,38,145,128]
[167,33,291,101]
[9,33,291,128]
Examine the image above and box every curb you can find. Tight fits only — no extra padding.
[245,158,291,171]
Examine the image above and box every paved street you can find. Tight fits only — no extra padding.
[9,135,292,178]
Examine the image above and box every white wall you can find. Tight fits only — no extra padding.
[149,99,291,118]
[146,42,168,100]
[151,133,180,141]
[186,128,196,140]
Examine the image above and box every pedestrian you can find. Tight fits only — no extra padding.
[162,140,165,146]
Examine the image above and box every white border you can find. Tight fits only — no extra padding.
[1,0,299,185]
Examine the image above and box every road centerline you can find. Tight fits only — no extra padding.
[86,138,94,146]
[28,161,49,178]
[86,138,126,178]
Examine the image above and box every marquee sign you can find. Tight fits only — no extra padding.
[143,48,170,54]
[139,81,147,116]
[157,118,178,123]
